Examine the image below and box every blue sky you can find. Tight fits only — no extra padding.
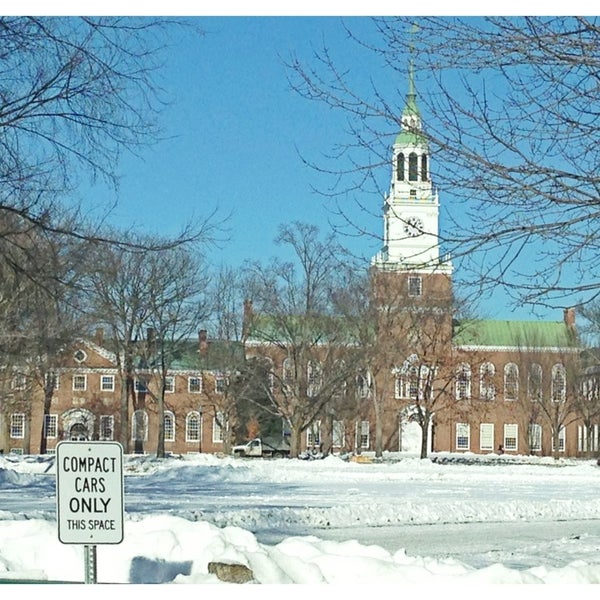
[7,10,572,322]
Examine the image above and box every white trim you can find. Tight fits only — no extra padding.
[455,344,578,353]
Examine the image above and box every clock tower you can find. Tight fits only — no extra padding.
[372,60,452,278]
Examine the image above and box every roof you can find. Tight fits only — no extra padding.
[453,319,578,350]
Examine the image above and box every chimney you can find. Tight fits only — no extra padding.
[94,327,104,346]
[199,329,208,355]
[564,307,576,330]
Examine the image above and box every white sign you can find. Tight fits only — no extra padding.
[56,441,124,544]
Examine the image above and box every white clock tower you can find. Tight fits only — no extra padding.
[372,62,452,277]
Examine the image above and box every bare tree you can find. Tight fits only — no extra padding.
[243,222,360,457]
[286,16,600,312]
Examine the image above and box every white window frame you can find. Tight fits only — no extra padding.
[44,414,58,439]
[356,372,371,399]
[480,362,495,401]
[551,364,566,403]
[504,423,518,452]
[528,363,543,402]
[45,371,60,391]
[529,423,542,452]
[359,420,370,450]
[456,363,471,400]
[578,424,599,453]
[333,420,345,448]
[552,426,566,453]
[72,374,87,391]
[307,361,322,398]
[164,376,175,393]
[164,411,175,442]
[504,363,519,401]
[480,423,494,451]
[186,411,201,442]
[213,411,225,443]
[10,413,25,439]
[101,374,115,392]
[215,373,227,395]
[188,376,202,394]
[99,415,114,441]
[134,377,149,393]
[456,422,470,450]
[131,409,148,442]
[307,421,321,447]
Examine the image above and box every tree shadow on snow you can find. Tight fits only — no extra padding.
[129,556,192,583]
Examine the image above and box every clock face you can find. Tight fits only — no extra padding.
[404,216,423,237]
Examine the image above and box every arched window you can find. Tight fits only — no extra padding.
[551,363,566,403]
[480,362,495,401]
[164,411,175,442]
[186,411,201,442]
[282,357,294,385]
[456,363,471,400]
[396,153,404,181]
[504,363,519,401]
[408,152,418,181]
[421,154,428,181]
[307,360,322,398]
[528,363,543,402]
[131,409,148,442]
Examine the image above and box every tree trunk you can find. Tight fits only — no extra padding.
[374,395,383,459]
[39,384,54,454]
[420,420,429,459]
[289,417,303,458]
[119,374,131,454]
[156,387,165,459]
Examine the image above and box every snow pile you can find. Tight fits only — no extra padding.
[1,451,600,584]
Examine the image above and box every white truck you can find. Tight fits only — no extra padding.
[232,437,290,458]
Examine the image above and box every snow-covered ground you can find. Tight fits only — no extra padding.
[1,450,600,586]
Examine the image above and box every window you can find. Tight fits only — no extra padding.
[215,374,227,395]
[480,423,494,451]
[12,372,27,391]
[307,361,322,398]
[551,364,566,403]
[186,412,201,442]
[44,414,58,439]
[421,154,428,181]
[456,363,471,400]
[396,152,404,181]
[504,424,518,452]
[188,376,202,393]
[73,349,87,363]
[10,414,25,439]
[164,411,175,442]
[282,358,294,385]
[100,415,114,441]
[101,375,115,392]
[396,366,419,400]
[408,152,418,181]
[504,363,519,401]
[356,371,371,399]
[135,378,148,393]
[578,424,599,453]
[529,423,542,452]
[164,376,175,393]
[333,421,345,448]
[408,276,422,297]
[528,363,543,402]
[73,374,87,391]
[45,372,60,391]
[131,409,148,442]
[307,421,321,447]
[359,421,370,450]
[213,411,225,443]
[552,426,566,453]
[480,362,495,401]
[456,422,470,450]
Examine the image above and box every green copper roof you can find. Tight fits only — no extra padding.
[453,319,578,349]
[395,130,428,146]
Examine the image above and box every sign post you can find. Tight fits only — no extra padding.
[56,441,124,583]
